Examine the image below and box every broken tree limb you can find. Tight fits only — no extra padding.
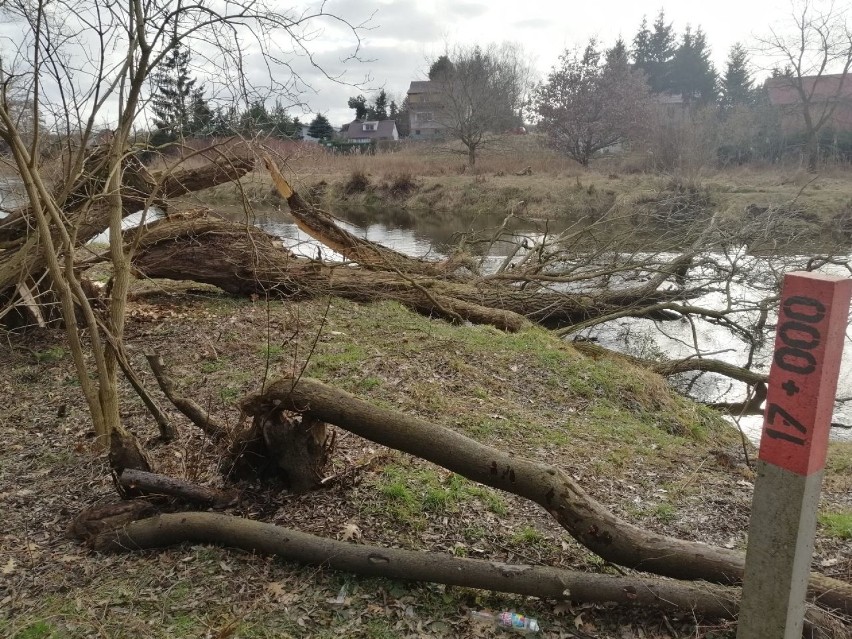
[90,511,742,619]
[239,375,852,614]
[115,349,175,441]
[263,154,473,276]
[145,353,229,441]
[572,341,768,386]
[118,470,237,507]
[157,155,256,200]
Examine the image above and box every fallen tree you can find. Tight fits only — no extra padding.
[0,150,255,311]
[85,510,745,618]
[130,214,700,332]
[237,375,852,615]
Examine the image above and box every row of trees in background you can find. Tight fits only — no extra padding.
[148,41,337,147]
[535,2,852,171]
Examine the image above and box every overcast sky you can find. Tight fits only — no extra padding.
[0,0,820,129]
[292,0,804,126]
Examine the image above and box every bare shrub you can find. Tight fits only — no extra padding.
[343,170,370,196]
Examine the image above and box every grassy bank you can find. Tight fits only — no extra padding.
[2,285,851,638]
[180,136,852,250]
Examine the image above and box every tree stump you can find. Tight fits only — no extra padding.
[227,409,331,493]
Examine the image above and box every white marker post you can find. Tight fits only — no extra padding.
[738,272,852,639]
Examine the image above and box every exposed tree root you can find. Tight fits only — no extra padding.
[239,375,852,615]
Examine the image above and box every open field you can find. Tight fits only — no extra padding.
[165,136,852,251]
[2,283,852,638]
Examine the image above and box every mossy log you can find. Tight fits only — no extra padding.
[239,375,852,615]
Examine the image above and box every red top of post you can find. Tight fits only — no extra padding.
[758,272,852,476]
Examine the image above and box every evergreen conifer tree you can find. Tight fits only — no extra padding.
[632,17,652,71]
[150,39,197,145]
[428,55,454,80]
[720,43,754,108]
[189,86,213,136]
[373,90,388,120]
[632,10,677,93]
[307,114,334,140]
[670,26,717,104]
[606,37,629,68]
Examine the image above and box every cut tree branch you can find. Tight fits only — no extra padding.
[239,375,852,614]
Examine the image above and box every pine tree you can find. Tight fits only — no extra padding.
[395,97,411,137]
[269,101,301,139]
[389,100,398,121]
[428,55,454,80]
[373,90,388,120]
[632,17,652,70]
[606,37,629,69]
[720,43,754,109]
[635,9,676,93]
[670,26,717,104]
[307,114,334,140]
[239,100,272,135]
[150,39,197,145]
[189,86,213,136]
[210,105,238,136]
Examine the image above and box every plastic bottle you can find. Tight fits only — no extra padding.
[470,610,540,634]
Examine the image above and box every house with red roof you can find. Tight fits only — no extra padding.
[765,73,852,135]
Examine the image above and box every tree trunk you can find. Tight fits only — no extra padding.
[0,152,254,299]
[807,132,820,173]
[118,469,236,506]
[239,375,852,614]
[264,155,473,276]
[130,215,691,332]
[88,511,743,618]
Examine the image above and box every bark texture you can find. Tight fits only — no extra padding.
[91,511,743,619]
[130,215,695,332]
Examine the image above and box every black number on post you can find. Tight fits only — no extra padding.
[774,347,817,375]
[766,402,807,435]
[778,321,820,351]
[782,296,825,324]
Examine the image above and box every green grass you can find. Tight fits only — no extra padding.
[653,502,677,524]
[11,621,57,639]
[510,526,545,545]
[819,511,852,539]
[33,346,66,363]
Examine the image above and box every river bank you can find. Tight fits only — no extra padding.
[182,138,852,251]
[2,282,851,638]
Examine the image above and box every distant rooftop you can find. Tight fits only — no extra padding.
[765,73,852,106]
[408,80,444,94]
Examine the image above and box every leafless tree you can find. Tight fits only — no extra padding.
[431,43,532,167]
[760,0,852,172]
[534,40,652,167]
[0,0,362,467]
